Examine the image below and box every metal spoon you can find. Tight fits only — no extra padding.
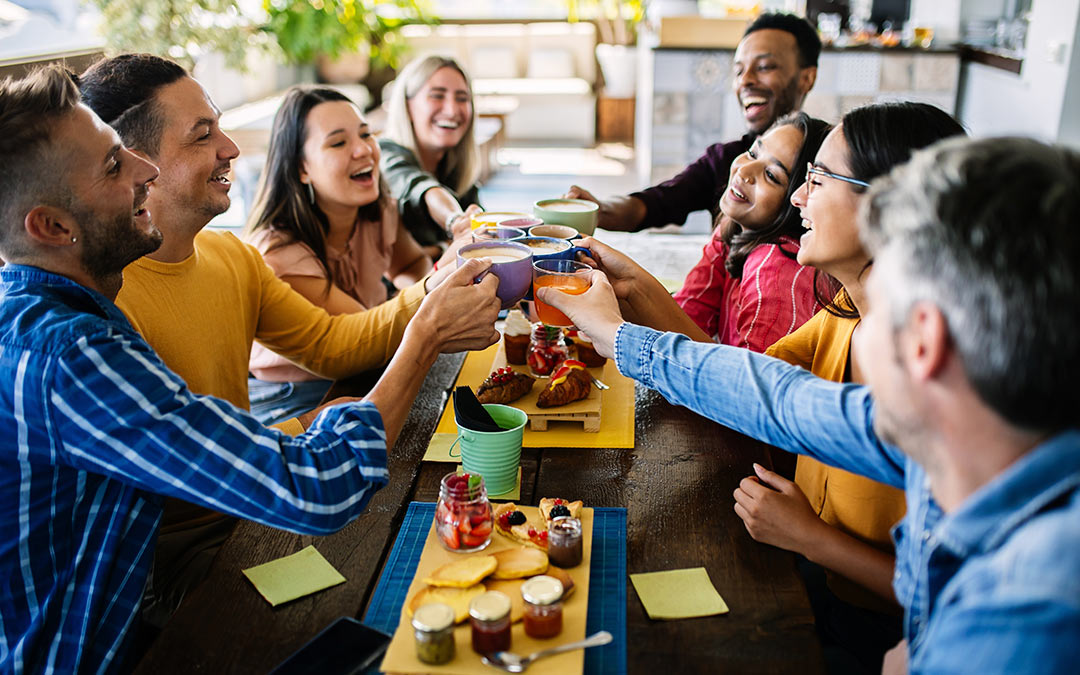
[481,630,612,672]
[590,375,610,390]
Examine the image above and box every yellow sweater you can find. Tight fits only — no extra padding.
[117,229,427,436]
[766,309,906,613]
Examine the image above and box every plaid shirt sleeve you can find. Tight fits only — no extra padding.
[47,324,389,535]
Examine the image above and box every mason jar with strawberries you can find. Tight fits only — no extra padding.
[435,472,493,552]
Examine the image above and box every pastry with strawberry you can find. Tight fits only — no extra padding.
[539,497,583,524]
[536,360,591,408]
[476,367,535,405]
[494,503,549,550]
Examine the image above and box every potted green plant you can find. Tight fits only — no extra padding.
[262,0,433,83]
[87,0,265,71]
[569,0,646,98]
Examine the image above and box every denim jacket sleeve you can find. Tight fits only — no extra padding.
[614,322,906,489]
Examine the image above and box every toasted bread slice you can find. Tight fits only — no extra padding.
[544,565,576,599]
[423,555,497,588]
[492,547,549,579]
[539,498,583,523]
[406,583,486,623]
[484,579,527,622]
[486,568,574,623]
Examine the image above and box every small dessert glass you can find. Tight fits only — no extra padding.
[435,472,493,552]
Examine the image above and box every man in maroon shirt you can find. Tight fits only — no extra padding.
[567,13,820,232]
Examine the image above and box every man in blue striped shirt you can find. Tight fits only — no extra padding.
[0,66,500,673]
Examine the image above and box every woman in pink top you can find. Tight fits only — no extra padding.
[579,112,831,352]
[244,86,447,424]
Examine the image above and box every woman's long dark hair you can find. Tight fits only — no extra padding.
[245,86,390,289]
[816,101,968,318]
[723,112,832,278]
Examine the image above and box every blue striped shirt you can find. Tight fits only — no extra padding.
[0,265,391,673]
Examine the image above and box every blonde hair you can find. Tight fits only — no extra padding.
[383,55,480,195]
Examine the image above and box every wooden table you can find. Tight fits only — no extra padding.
[136,353,823,674]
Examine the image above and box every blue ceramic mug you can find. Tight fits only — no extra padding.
[517,236,589,300]
[456,241,534,310]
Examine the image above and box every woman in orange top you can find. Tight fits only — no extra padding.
[731,102,966,673]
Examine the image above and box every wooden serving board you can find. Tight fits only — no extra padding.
[380,506,594,675]
[490,342,602,432]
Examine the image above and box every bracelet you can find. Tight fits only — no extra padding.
[444,210,463,237]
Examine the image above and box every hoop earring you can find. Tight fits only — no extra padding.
[306,182,315,205]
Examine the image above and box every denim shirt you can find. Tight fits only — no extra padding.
[615,323,1080,672]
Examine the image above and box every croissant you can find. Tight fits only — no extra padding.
[476,368,536,405]
[536,363,591,408]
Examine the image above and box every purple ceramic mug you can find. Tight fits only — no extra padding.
[456,241,534,309]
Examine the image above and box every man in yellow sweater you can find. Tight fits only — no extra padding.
[76,54,500,624]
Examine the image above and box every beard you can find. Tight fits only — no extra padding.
[71,196,163,282]
[748,75,803,134]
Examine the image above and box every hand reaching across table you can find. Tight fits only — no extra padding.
[563,185,646,232]
[413,257,502,354]
[574,237,712,342]
[534,268,623,359]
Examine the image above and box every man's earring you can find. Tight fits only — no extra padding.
[70,236,77,243]
[306,182,315,205]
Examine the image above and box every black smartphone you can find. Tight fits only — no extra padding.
[270,617,391,675]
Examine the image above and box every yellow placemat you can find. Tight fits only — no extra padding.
[629,567,729,620]
[423,344,634,461]
[241,545,346,607]
[380,506,593,674]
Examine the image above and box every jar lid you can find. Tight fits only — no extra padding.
[412,602,455,632]
[549,516,581,535]
[520,575,564,605]
[469,591,512,621]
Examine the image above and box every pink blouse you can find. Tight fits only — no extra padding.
[247,206,397,382]
[674,231,820,353]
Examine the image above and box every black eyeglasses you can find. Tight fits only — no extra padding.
[806,163,870,196]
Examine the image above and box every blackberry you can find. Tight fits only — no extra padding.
[550,504,571,519]
[507,510,527,526]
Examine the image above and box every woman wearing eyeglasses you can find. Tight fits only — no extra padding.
[731,102,966,674]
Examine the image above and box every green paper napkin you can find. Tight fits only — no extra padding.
[630,567,729,620]
[242,545,346,606]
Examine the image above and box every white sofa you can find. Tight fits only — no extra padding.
[399,22,597,145]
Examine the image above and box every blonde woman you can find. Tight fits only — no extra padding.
[381,55,483,259]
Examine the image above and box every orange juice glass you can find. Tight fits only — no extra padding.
[532,259,591,327]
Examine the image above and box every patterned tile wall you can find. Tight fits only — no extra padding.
[648,49,960,173]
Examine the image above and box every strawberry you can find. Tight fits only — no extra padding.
[458,516,473,534]
[497,511,511,530]
[470,510,490,526]
[444,526,460,549]
[471,521,492,537]
[461,533,487,548]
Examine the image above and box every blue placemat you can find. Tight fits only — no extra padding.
[364,501,627,675]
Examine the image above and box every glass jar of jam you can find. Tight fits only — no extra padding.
[521,575,564,639]
[412,602,456,665]
[469,591,512,654]
[527,324,568,377]
[435,471,493,552]
[547,516,583,568]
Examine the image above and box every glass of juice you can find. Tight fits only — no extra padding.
[532,259,591,327]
